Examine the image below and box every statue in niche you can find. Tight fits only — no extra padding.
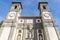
[26,25,33,40]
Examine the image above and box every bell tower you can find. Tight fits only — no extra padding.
[0,2,22,40]
[6,2,22,21]
[38,2,60,40]
[0,1,60,40]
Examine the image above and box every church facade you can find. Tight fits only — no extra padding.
[0,2,60,40]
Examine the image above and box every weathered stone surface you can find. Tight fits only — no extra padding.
[0,2,60,40]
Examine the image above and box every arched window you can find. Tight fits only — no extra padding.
[15,5,17,9]
[39,34,43,40]
[43,5,46,9]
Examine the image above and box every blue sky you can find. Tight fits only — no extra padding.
[0,0,60,31]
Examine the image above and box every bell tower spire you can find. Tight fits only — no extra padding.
[0,2,23,40]
[6,2,22,21]
[38,2,60,40]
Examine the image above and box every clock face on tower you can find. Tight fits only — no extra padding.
[7,12,16,19]
[10,13,15,17]
[44,13,49,17]
[43,12,51,19]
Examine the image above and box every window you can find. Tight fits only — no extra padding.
[38,30,42,33]
[26,19,33,23]
[36,19,41,23]
[39,34,43,40]
[43,5,46,9]
[21,20,23,22]
[15,5,17,9]
[18,30,21,33]
[19,19,24,23]
[38,20,40,22]
[37,29,43,40]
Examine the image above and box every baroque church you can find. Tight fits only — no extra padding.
[0,1,60,40]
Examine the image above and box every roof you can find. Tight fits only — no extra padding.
[38,2,48,9]
[12,2,21,4]
[12,2,23,9]
[18,16,41,19]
